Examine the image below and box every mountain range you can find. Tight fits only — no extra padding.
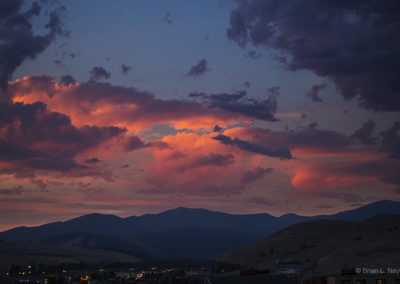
[0,200,399,260]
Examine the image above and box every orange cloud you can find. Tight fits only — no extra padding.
[9,75,257,132]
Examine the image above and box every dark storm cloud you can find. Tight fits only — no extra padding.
[239,126,364,155]
[247,50,261,59]
[124,136,149,152]
[190,89,279,122]
[84,157,100,164]
[351,120,377,145]
[0,101,125,174]
[0,0,67,90]
[121,64,132,75]
[188,92,207,98]
[380,121,400,160]
[212,134,292,159]
[59,74,76,86]
[213,125,222,132]
[123,136,168,152]
[308,122,318,130]
[306,84,326,103]
[241,166,273,184]
[89,66,111,82]
[227,0,400,111]
[186,58,209,77]
[189,153,234,169]
[0,186,24,196]
[0,140,86,174]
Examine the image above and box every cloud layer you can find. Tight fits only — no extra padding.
[227,0,400,111]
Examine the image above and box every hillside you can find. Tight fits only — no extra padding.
[0,239,138,271]
[215,215,400,277]
[45,227,256,259]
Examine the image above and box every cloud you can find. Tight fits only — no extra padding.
[188,153,235,169]
[291,159,400,192]
[247,50,261,59]
[89,66,111,82]
[0,101,125,177]
[225,126,399,191]
[59,74,76,86]
[0,0,67,90]
[212,134,292,159]
[141,132,251,196]
[186,58,209,77]
[241,167,273,184]
[121,64,132,75]
[30,179,48,192]
[246,196,279,207]
[317,191,363,203]
[213,125,222,132]
[306,84,326,103]
[0,186,24,196]
[10,75,283,130]
[289,128,353,154]
[84,157,100,164]
[227,0,400,111]
[351,120,377,145]
[189,89,279,122]
[208,90,279,121]
[381,121,400,160]
[124,136,149,152]
[163,12,173,24]
[232,126,355,155]
[123,136,168,152]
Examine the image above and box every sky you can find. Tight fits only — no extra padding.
[0,0,399,231]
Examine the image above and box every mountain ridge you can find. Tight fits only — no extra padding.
[2,200,400,237]
[0,200,399,259]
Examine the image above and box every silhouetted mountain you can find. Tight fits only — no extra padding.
[0,200,399,259]
[0,213,147,242]
[216,215,400,277]
[127,207,278,237]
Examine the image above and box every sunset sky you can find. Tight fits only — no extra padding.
[0,0,399,231]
